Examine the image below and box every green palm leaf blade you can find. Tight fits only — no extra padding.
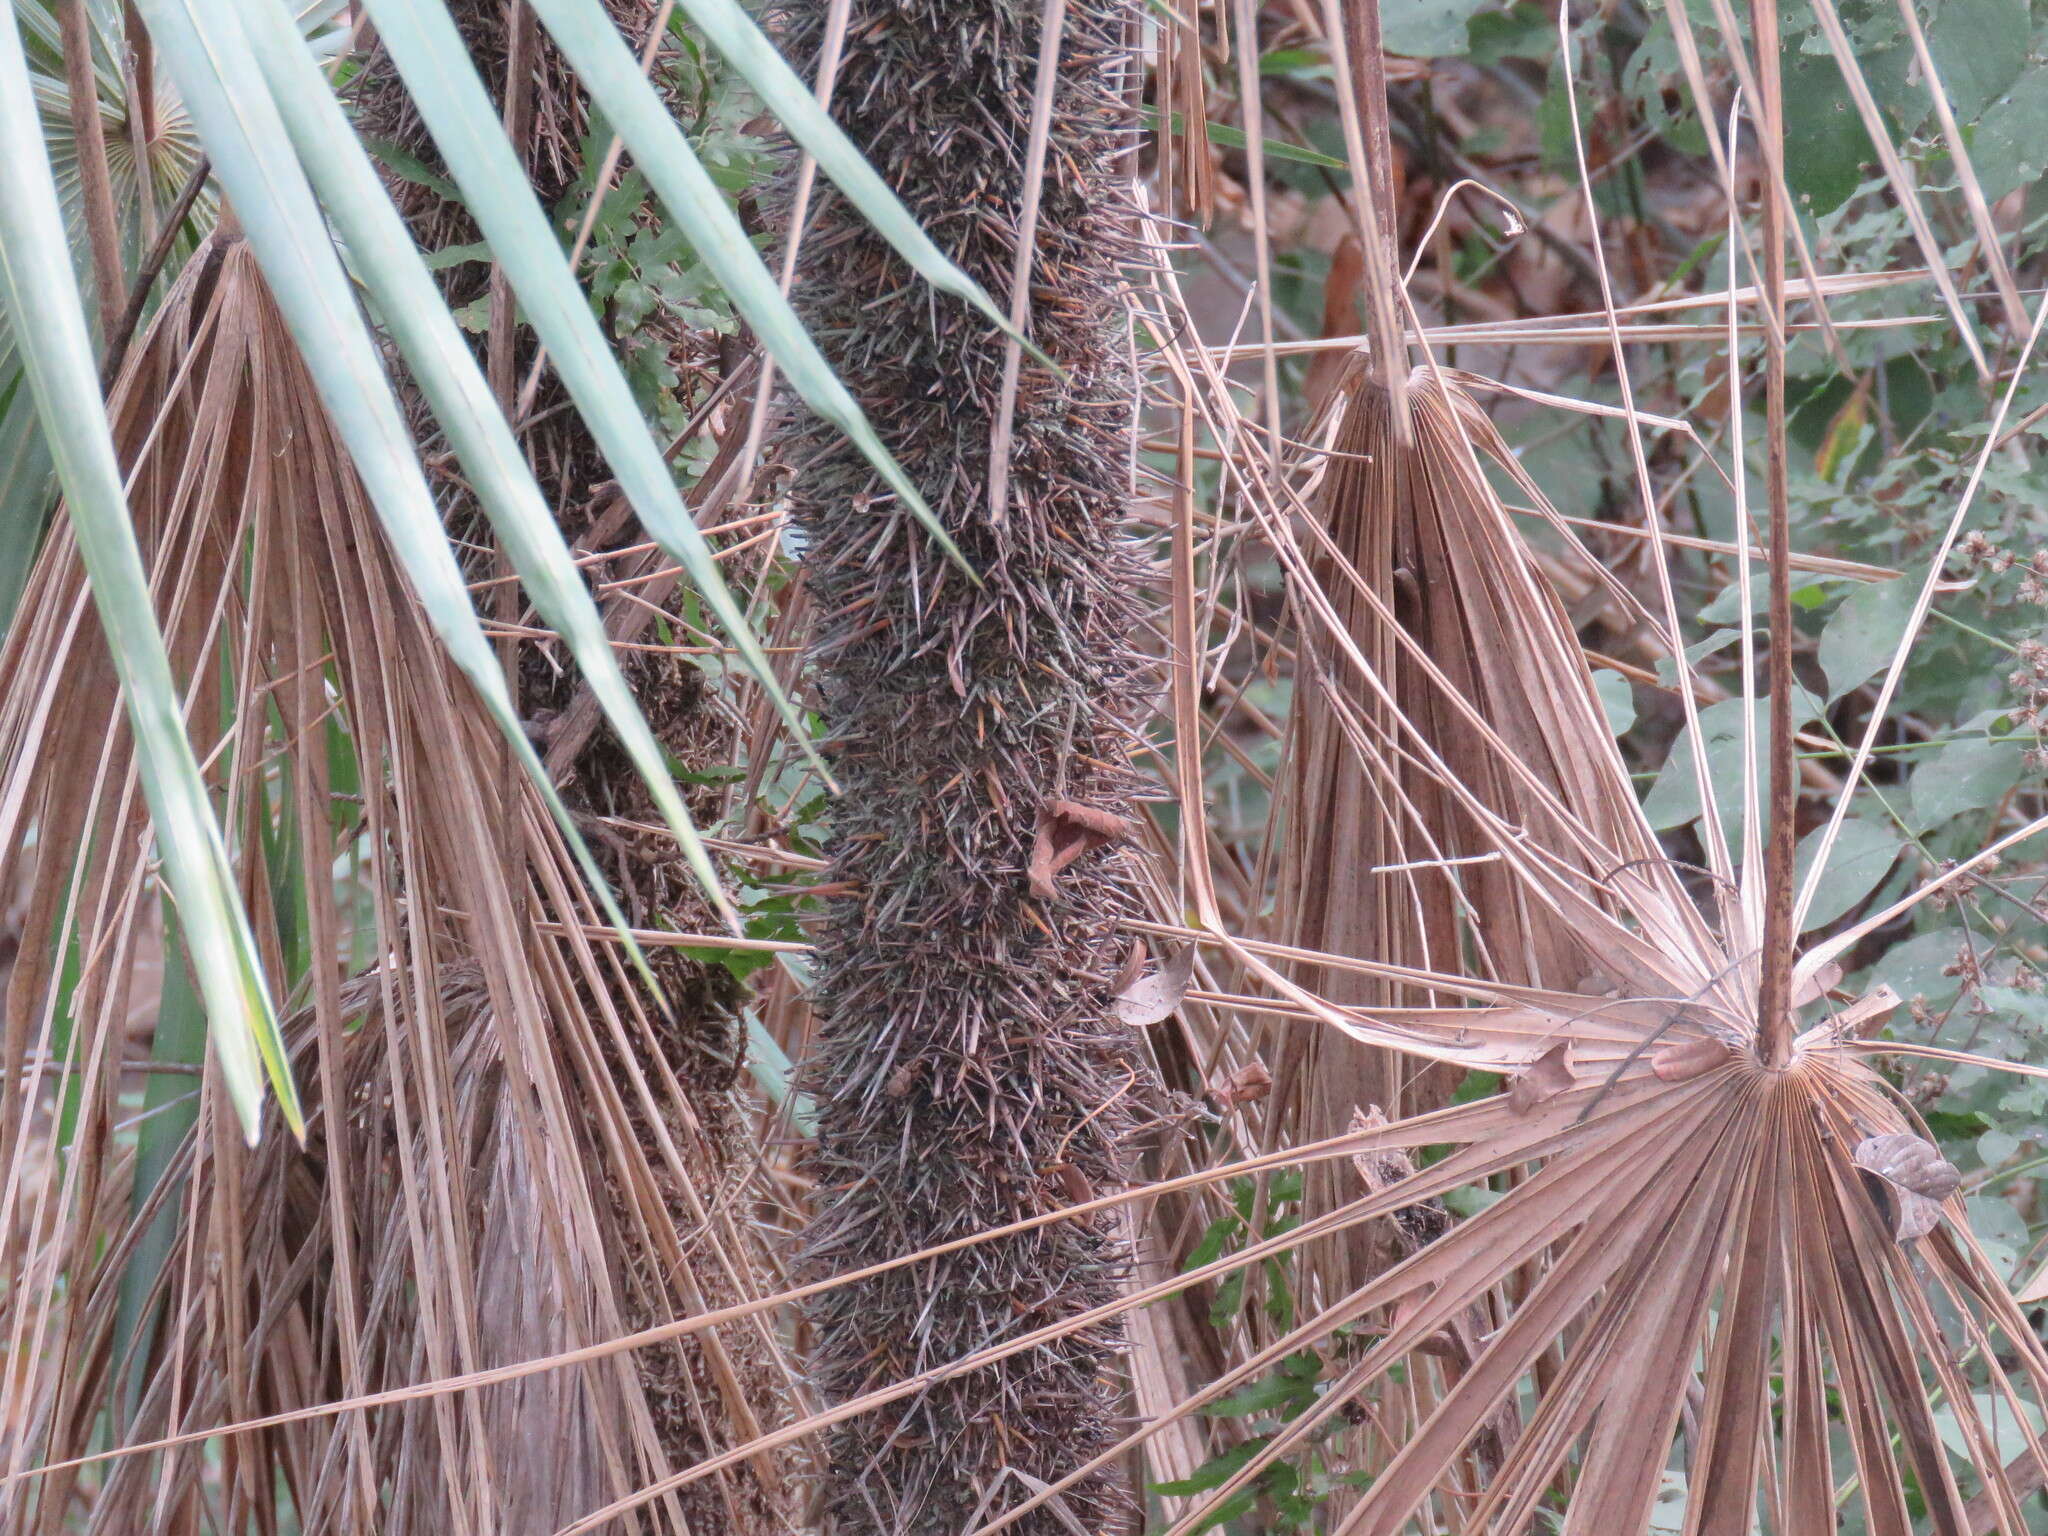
[230,0,734,927]
[0,5,298,1145]
[360,0,974,583]
[128,0,717,985]
[652,0,1053,370]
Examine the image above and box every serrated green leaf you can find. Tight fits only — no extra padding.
[1204,1367,1316,1417]
[1185,1212,1241,1272]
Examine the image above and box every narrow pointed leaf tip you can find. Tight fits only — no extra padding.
[664,0,1061,375]
[510,0,980,581]
[228,0,737,930]
[134,0,707,995]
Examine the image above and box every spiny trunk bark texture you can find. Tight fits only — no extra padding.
[784,1,1149,1532]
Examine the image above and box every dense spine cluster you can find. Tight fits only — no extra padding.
[783,1,1150,1531]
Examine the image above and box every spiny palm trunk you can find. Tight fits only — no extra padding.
[784,2,1150,1532]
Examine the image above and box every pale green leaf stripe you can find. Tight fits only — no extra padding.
[662,0,1053,369]
[0,6,296,1144]
[354,0,853,768]
[130,0,711,985]
[425,0,974,580]
[230,0,732,925]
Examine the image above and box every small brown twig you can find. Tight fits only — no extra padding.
[100,155,211,387]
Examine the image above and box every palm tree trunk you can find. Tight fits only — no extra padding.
[782,1,1150,1531]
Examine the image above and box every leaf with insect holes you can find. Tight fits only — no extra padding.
[1927,0,2029,121]
[1854,1133,1961,1242]
[1780,48,1874,215]
[1970,69,2048,200]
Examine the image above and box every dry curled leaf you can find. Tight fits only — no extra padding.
[1854,1133,1961,1242]
[1110,938,1147,995]
[1508,1040,1575,1114]
[1650,1037,1736,1083]
[1836,984,1901,1038]
[1206,1058,1273,1110]
[1114,946,1194,1025]
[1027,798,1133,899]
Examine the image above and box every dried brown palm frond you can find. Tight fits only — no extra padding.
[1268,364,1710,1294]
[347,4,808,1512]
[0,224,798,1534]
[1067,60,2048,1515]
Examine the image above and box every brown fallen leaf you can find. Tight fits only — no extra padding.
[1027,798,1134,899]
[1115,946,1195,1025]
[1507,1040,1575,1114]
[1206,1059,1273,1110]
[1853,1133,1961,1242]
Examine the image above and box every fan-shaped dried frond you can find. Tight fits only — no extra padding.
[1269,363,1716,1293]
[0,230,798,1534]
[1048,161,2048,1528]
